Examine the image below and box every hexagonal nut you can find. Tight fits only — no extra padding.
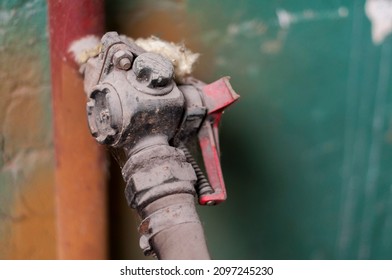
[133,52,174,88]
[125,161,197,208]
[113,50,133,70]
[129,161,196,192]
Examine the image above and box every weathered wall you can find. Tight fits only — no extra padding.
[0,0,56,258]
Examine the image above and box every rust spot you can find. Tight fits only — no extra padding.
[53,63,108,259]
[139,218,150,235]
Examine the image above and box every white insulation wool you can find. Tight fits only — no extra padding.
[135,36,199,81]
[69,35,199,81]
[69,35,101,65]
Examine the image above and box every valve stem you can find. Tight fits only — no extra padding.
[178,143,214,197]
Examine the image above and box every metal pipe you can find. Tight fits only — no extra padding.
[120,139,211,259]
[48,0,108,259]
[140,194,210,260]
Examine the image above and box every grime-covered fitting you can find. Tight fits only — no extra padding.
[81,32,209,258]
[122,144,196,210]
[83,32,184,151]
[80,32,238,259]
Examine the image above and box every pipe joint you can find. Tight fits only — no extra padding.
[122,143,197,210]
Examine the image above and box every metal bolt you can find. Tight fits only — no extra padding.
[119,57,131,70]
[113,50,133,71]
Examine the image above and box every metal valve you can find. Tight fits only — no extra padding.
[82,32,239,208]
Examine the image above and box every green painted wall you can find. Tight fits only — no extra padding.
[0,0,55,258]
[192,0,392,259]
[108,0,392,259]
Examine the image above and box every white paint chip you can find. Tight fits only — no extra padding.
[277,9,293,29]
[365,0,392,45]
[338,7,349,17]
[276,7,349,29]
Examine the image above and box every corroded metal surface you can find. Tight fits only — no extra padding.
[48,0,108,259]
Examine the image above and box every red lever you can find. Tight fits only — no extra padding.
[198,77,239,205]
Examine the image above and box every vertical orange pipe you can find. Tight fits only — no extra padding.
[48,0,108,259]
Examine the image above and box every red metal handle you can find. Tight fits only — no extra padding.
[198,77,239,205]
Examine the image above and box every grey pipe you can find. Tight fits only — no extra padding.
[139,194,210,260]
[121,141,211,259]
